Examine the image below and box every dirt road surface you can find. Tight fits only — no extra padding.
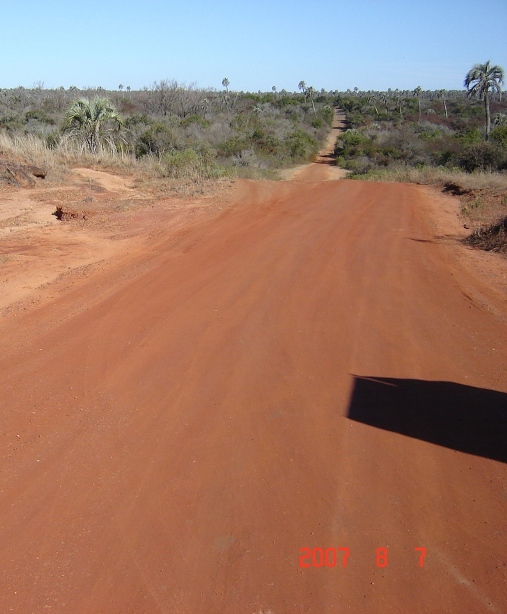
[0,124,506,613]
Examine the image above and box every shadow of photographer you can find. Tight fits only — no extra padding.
[347,376,507,463]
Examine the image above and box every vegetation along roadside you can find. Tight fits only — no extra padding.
[0,79,333,195]
[1,64,506,256]
[333,61,507,255]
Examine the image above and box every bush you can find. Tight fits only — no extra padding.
[285,129,318,161]
[24,109,55,125]
[319,105,334,127]
[135,123,178,157]
[181,115,211,129]
[491,125,507,148]
[0,83,338,180]
[459,142,506,172]
[456,127,483,145]
[161,147,224,179]
[337,155,372,175]
[217,135,252,158]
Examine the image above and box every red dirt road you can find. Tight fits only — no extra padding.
[0,167,506,612]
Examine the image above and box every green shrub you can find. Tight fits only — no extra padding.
[457,127,483,145]
[285,129,318,161]
[161,147,224,179]
[218,135,252,158]
[490,125,507,148]
[338,155,372,175]
[459,142,506,172]
[136,123,177,157]
[125,114,154,128]
[25,109,55,125]
[181,115,211,129]
[319,105,334,126]
[251,130,283,156]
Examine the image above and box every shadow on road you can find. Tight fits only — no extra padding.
[346,376,507,463]
[314,153,336,166]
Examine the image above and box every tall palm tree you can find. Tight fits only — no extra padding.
[366,94,379,116]
[396,93,404,119]
[413,86,422,121]
[306,85,317,116]
[64,97,123,153]
[438,90,449,119]
[379,93,389,115]
[464,61,504,139]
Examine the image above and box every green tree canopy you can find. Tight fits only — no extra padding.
[464,61,504,139]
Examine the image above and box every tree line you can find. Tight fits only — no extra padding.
[333,61,506,176]
[0,62,504,179]
[0,80,334,179]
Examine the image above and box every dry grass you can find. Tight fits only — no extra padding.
[0,132,234,206]
[0,132,57,164]
[358,164,507,191]
[133,172,234,199]
[0,132,235,195]
[0,132,154,184]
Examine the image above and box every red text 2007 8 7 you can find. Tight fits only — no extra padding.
[299,547,427,568]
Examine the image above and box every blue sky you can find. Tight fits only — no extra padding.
[3,0,506,92]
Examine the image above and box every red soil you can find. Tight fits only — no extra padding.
[0,137,506,613]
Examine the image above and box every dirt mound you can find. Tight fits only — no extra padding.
[465,215,507,253]
[442,182,470,196]
[54,201,98,221]
[0,158,47,188]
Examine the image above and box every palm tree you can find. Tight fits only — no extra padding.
[396,93,404,119]
[464,61,504,139]
[63,97,123,153]
[379,93,389,115]
[366,94,379,116]
[306,85,317,115]
[413,86,422,121]
[438,89,448,119]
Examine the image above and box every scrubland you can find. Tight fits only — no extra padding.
[0,82,333,194]
[334,90,507,253]
[1,82,506,253]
